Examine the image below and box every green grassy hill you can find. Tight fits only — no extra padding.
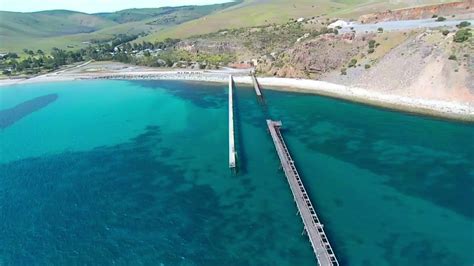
[0,10,116,37]
[0,3,237,53]
[138,0,458,42]
[96,3,237,24]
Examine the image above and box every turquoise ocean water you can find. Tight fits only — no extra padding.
[0,80,473,265]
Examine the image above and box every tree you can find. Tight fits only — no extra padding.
[456,21,471,28]
[43,57,57,69]
[348,59,357,68]
[51,48,67,66]
[436,17,446,22]
[368,40,376,48]
[453,29,472,43]
[6,52,19,59]
[22,49,34,56]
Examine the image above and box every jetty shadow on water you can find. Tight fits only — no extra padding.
[0,94,58,129]
[232,82,248,175]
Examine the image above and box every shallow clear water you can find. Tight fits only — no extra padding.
[0,80,473,265]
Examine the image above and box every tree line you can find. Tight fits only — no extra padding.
[1,35,181,76]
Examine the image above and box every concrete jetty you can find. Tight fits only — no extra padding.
[266,120,339,266]
[229,75,236,168]
[251,74,262,97]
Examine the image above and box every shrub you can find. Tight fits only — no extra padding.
[340,67,347,75]
[436,17,446,22]
[368,40,376,48]
[448,55,457,60]
[453,28,472,43]
[432,14,438,18]
[442,30,450,36]
[348,58,357,68]
[368,48,375,54]
[377,27,383,33]
[456,21,471,28]
[364,64,371,69]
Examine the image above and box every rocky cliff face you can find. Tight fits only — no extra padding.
[257,33,364,78]
[322,30,474,104]
[359,0,473,23]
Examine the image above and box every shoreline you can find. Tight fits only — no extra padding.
[1,70,473,122]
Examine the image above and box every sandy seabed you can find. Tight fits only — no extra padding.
[1,65,473,122]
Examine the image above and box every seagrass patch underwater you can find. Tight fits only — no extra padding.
[0,80,472,265]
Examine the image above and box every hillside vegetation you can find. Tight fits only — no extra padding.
[0,0,460,53]
[2,0,472,106]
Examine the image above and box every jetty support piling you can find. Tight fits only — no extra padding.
[229,75,237,169]
[266,120,339,266]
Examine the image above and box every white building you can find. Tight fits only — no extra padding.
[328,20,349,29]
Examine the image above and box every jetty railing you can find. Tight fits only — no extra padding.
[229,75,237,168]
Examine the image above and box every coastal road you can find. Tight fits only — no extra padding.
[339,18,474,33]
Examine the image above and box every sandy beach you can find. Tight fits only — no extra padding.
[1,62,473,122]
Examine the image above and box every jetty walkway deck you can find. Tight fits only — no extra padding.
[266,120,339,266]
[229,75,236,169]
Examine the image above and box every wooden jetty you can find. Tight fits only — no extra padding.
[266,120,339,266]
[229,75,237,168]
[251,74,262,97]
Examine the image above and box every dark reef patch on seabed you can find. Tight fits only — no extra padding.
[0,93,58,129]
[267,90,474,220]
[0,125,229,265]
[302,132,474,219]
[132,80,228,109]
